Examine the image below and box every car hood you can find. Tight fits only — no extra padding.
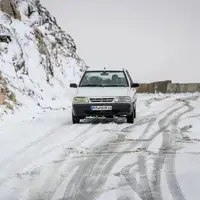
[76,87,129,97]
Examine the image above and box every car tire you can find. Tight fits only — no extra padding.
[106,115,113,118]
[72,113,80,124]
[134,107,136,118]
[127,111,134,123]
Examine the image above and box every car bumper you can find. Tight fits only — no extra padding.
[72,103,134,117]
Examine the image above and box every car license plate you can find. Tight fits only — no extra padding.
[91,106,112,111]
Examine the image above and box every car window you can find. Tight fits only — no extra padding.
[79,71,129,87]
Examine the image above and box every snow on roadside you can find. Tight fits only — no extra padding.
[0,108,70,163]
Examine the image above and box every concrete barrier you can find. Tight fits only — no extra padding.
[197,84,200,92]
[137,81,171,93]
[187,83,198,93]
[167,83,175,93]
[139,82,200,93]
[178,84,187,93]
[154,80,171,93]
[137,83,154,93]
[166,83,200,93]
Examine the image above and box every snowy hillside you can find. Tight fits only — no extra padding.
[0,0,85,120]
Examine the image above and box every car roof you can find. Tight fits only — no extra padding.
[85,67,126,72]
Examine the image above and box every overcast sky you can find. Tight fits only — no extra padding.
[40,0,200,82]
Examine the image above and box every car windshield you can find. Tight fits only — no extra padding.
[79,71,129,87]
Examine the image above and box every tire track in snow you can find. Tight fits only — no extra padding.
[144,97,195,200]
[149,105,183,200]
[61,138,126,200]
[27,118,120,200]
[117,100,180,200]
[122,100,179,134]
[7,117,121,200]
[119,118,158,200]
[60,97,189,200]
[32,119,105,200]
[62,113,161,200]
[7,119,102,200]
[0,119,100,199]
[120,163,142,199]
[63,97,178,200]
[62,153,120,200]
[119,114,157,200]
[165,98,194,200]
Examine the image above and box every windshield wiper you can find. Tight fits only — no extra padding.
[103,84,127,87]
[80,84,127,87]
[80,84,103,87]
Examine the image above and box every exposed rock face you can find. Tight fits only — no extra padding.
[0,0,21,20]
[0,71,16,110]
[0,71,6,105]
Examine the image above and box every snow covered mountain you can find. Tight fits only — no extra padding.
[0,0,86,120]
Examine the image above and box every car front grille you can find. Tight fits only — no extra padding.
[89,98,114,103]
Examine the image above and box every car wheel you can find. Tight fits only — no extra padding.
[72,113,80,124]
[127,112,134,123]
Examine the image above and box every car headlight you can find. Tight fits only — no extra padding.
[73,97,89,103]
[114,96,131,102]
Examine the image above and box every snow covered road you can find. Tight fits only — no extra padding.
[0,94,200,200]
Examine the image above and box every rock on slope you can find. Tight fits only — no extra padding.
[0,0,85,120]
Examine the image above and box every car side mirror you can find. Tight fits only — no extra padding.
[131,83,140,88]
[70,83,78,88]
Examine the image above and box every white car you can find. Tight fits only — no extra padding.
[69,68,139,124]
